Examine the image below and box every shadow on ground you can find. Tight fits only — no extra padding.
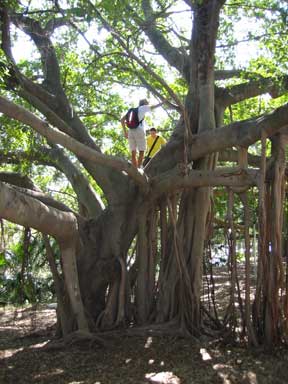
[1,307,288,384]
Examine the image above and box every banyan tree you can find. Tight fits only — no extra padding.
[0,0,288,348]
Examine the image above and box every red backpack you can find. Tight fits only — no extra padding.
[125,107,143,129]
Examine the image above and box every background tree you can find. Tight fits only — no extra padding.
[0,0,288,347]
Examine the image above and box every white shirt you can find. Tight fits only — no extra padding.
[138,105,151,130]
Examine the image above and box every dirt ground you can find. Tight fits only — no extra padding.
[1,306,288,384]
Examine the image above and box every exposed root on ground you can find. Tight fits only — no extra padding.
[43,330,106,350]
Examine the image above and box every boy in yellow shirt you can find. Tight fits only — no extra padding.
[144,128,166,166]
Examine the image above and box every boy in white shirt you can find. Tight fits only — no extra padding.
[121,99,165,168]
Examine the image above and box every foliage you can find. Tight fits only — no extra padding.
[0,228,57,304]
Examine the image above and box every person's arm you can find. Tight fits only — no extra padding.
[120,115,128,138]
[150,101,165,110]
[160,136,167,145]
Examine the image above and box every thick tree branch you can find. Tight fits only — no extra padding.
[0,181,77,242]
[47,145,105,217]
[190,103,288,160]
[151,167,258,197]
[149,103,288,175]
[216,75,288,107]
[0,171,75,213]
[0,146,105,216]
[0,96,148,188]
[11,186,74,213]
[0,172,39,190]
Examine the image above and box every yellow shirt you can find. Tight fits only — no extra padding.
[146,135,166,157]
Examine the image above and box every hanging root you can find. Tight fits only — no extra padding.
[167,197,196,333]
[116,256,126,325]
[0,218,5,253]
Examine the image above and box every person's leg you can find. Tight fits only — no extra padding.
[131,150,137,167]
[134,128,146,168]
[138,151,144,167]
[128,131,137,167]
